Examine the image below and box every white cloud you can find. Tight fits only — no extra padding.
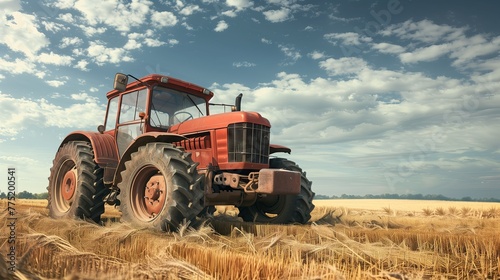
[58,0,153,32]
[372,42,405,54]
[123,31,167,49]
[0,93,104,138]
[86,42,133,65]
[215,20,229,32]
[329,14,360,23]
[58,13,75,23]
[0,57,41,76]
[226,0,253,10]
[46,80,66,87]
[37,52,73,66]
[261,38,272,44]
[182,22,193,30]
[151,11,178,27]
[0,11,49,57]
[450,35,500,66]
[71,92,98,102]
[43,97,104,127]
[124,39,141,50]
[72,48,85,56]
[381,19,467,44]
[324,32,372,46]
[263,8,291,23]
[381,20,500,67]
[261,1,314,23]
[319,57,368,76]
[60,37,83,48]
[42,21,68,33]
[399,44,451,64]
[74,60,89,71]
[0,0,22,12]
[77,78,86,85]
[233,61,256,68]
[308,51,325,60]
[278,45,301,64]
[222,10,238,17]
[168,39,179,45]
[53,0,77,10]
[78,24,107,36]
[175,0,184,9]
[144,38,165,47]
[179,5,202,16]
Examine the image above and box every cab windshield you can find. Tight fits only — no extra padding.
[150,86,206,129]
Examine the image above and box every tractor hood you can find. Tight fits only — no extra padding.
[168,111,271,135]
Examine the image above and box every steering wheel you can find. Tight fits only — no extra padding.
[172,111,194,124]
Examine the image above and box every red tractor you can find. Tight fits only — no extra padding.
[47,73,314,231]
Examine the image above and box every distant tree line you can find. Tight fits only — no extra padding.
[315,193,500,203]
[0,191,48,199]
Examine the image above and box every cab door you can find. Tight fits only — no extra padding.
[116,89,148,156]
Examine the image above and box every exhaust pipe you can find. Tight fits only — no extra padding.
[232,93,243,112]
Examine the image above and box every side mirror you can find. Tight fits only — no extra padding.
[232,93,242,112]
[113,73,128,92]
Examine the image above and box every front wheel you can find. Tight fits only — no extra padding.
[238,158,315,224]
[117,143,204,232]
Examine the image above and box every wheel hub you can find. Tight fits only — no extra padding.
[144,174,166,216]
[61,168,77,201]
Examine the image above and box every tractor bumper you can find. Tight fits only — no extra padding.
[255,169,301,195]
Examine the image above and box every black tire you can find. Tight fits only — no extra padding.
[238,158,315,224]
[47,141,106,223]
[117,142,204,232]
[197,171,215,218]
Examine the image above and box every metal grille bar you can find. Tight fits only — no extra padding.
[228,123,270,164]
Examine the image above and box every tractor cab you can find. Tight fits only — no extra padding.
[104,73,214,156]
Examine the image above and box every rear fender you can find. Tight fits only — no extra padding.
[270,144,291,154]
[113,132,187,186]
[60,131,119,184]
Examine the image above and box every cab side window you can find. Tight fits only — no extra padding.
[105,97,119,131]
[119,89,147,123]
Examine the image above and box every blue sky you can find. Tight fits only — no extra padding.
[0,0,499,199]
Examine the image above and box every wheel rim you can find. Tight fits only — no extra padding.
[54,160,77,213]
[130,166,167,222]
[61,168,77,200]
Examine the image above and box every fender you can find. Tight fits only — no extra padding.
[113,132,187,186]
[270,144,291,154]
[60,131,119,184]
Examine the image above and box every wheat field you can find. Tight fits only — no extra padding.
[1,199,499,279]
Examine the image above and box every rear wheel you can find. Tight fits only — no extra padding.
[47,141,106,223]
[238,158,315,224]
[117,143,204,232]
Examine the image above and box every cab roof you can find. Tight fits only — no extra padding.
[106,74,214,101]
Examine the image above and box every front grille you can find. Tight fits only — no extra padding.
[228,123,270,164]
